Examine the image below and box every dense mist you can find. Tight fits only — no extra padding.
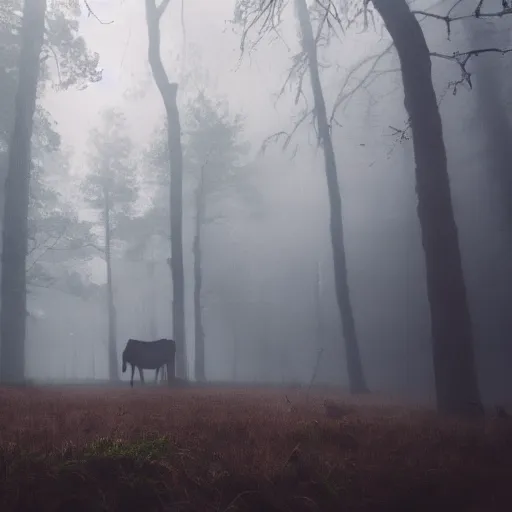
[0,0,511,409]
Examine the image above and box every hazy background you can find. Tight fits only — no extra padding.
[3,0,508,404]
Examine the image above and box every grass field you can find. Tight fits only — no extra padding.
[0,385,510,511]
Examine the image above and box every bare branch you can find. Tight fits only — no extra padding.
[330,41,394,127]
[259,107,313,155]
[82,0,114,24]
[235,0,288,58]
[411,1,512,39]
[274,51,308,106]
[431,46,512,93]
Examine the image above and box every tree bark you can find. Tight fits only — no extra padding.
[193,166,206,381]
[294,0,368,393]
[0,0,46,383]
[372,0,482,415]
[145,0,187,380]
[104,189,118,381]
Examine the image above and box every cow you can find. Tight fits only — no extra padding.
[121,338,175,388]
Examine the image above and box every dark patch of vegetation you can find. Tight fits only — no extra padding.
[0,387,510,511]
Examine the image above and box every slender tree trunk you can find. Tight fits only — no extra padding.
[147,259,158,339]
[104,189,118,381]
[294,0,368,393]
[372,0,482,415]
[193,166,206,381]
[231,304,238,381]
[314,261,323,347]
[0,0,46,383]
[145,0,187,381]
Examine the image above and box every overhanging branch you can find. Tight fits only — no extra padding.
[411,0,512,39]
[431,46,512,92]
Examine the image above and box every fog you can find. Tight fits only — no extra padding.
[1,0,510,406]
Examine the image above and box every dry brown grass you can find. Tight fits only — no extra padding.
[0,385,510,511]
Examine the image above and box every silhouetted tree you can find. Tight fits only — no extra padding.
[145,0,187,380]
[366,0,482,415]
[183,91,250,381]
[0,0,101,382]
[236,0,497,414]
[82,108,138,381]
[293,0,368,394]
[0,0,47,383]
[27,149,96,293]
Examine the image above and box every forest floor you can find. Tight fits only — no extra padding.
[0,385,510,512]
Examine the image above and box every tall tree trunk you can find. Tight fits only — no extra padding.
[104,189,118,381]
[0,0,46,383]
[372,0,482,415]
[145,0,187,380]
[193,166,205,381]
[294,0,368,393]
[147,259,158,339]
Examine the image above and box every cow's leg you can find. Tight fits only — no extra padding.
[130,364,135,388]
[138,367,145,384]
[155,366,160,383]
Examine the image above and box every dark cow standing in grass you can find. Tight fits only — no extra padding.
[122,338,175,387]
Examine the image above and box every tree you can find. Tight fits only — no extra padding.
[295,0,368,393]
[0,0,102,382]
[0,0,47,383]
[145,0,187,380]
[183,91,250,382]
[234,0,368,393]
[236,0,512,414]
[0,0,101,170]
[27,149,97,294]
[368,0,482,416]
[82,107,138,381]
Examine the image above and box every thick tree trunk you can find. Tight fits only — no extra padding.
[0,0,46,383]
[294,0,368,393]
[104,190,118,381]
[372,0,482,415]
[193,167,205,382]
[145,0,187,380]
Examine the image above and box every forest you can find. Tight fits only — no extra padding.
[0,0,510,510]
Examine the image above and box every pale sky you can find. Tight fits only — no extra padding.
[40,0,384,286]
[42,0,379,171]
[44,0,303,164]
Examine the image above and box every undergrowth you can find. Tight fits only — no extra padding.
[0,386,510,511]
